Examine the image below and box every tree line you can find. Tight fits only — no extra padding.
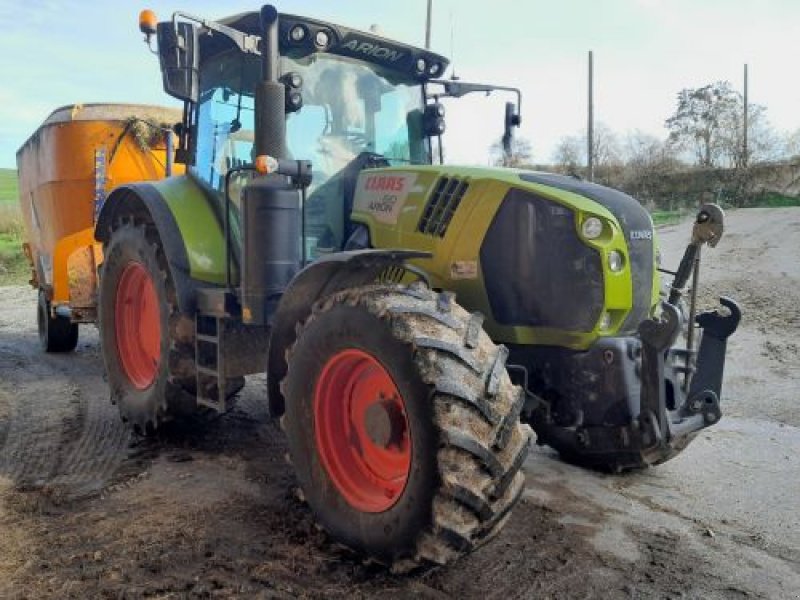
[494,80,800,209]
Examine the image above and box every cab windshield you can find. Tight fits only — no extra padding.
[284,53,428,183]
[194,49,429,257]
[194,50,428,193]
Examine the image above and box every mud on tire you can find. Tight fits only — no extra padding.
[281,283,533,569]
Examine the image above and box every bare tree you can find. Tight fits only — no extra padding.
[551,123,621,178]
[719,104,780,167]
[623,130,678,172]
[621,130,682,203]
[490,135,533,167]
[784,128,800,159]
[591,123,623,170]
[665,81,739,167]
[552,135,582,174]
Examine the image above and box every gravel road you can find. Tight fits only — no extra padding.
[0,207,798,599]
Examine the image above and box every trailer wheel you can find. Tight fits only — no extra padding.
[37,290,78,353]
[282,284,532,568]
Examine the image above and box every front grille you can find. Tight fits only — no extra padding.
[480,189,604,332]
[417,176,469,237]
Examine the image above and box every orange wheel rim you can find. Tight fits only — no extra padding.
[314,349,412,513]
[115,262,161,390]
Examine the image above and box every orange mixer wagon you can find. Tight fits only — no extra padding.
[16,103,182,351]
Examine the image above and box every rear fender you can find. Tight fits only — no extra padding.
[266,249,430,417]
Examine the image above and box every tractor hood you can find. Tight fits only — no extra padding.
[349,165,658,349]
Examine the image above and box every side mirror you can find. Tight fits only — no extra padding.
[423,103,446,137]
[156,21,199,102]
[502,101,521,161]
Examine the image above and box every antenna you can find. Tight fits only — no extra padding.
[449,8,458,79]
[425,0,433,49]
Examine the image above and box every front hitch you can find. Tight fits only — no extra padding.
[638,201,741,453]
[637,295,741,452]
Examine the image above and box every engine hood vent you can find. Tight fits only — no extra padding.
[417,176,469,237]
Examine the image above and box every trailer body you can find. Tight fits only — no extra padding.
[17,103,182,321]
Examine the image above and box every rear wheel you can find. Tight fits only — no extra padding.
[282,284,532,568]
[37,289,78,353]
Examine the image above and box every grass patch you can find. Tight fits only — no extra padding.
[750,193,800,208]
[650,209,685,227]
[0,204,28,286]
[0,168,19,205]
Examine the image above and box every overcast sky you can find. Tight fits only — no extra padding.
[1,0,799,168]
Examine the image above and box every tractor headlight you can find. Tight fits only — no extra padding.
[608,250,625,272]
[581,216,604,240]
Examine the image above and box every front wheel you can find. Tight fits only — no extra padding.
[98,222,174,434]
[282,284,532,569]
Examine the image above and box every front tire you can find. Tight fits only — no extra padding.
[282,284,532,568]
[98,219,229,434]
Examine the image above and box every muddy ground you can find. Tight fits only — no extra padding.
[0,207,798,599]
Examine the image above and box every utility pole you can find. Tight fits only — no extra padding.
[743,63,749,168]
[425,0,433,49]
[587,50,594,182]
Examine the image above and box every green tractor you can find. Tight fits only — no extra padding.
[95,5,739,567]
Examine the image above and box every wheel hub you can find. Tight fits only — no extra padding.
[313,349,411,513]
[364,398,406,448]
[114,262,161,390]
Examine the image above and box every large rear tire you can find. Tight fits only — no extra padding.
[37,290,78,353]
[282,284,532,569]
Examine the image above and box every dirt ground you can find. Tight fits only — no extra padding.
[0,207,798,599]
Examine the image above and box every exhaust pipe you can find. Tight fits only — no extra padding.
[240,4,301,325]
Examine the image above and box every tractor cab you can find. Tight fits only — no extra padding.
[152,10,445,255]
[148,8,520,259]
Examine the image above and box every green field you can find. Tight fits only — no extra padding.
[0,169,26,285]
[0,168,19,204]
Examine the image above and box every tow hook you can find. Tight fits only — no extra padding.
[688,297,741,403]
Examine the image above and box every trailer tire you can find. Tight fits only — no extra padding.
[37,290,79,353]
[281,284,532,569]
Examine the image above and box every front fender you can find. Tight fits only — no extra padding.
[266,249,430,416]
[96,175,232,315]
[95,182,197,314]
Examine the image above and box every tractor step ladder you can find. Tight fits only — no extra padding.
[195,314,230,412]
